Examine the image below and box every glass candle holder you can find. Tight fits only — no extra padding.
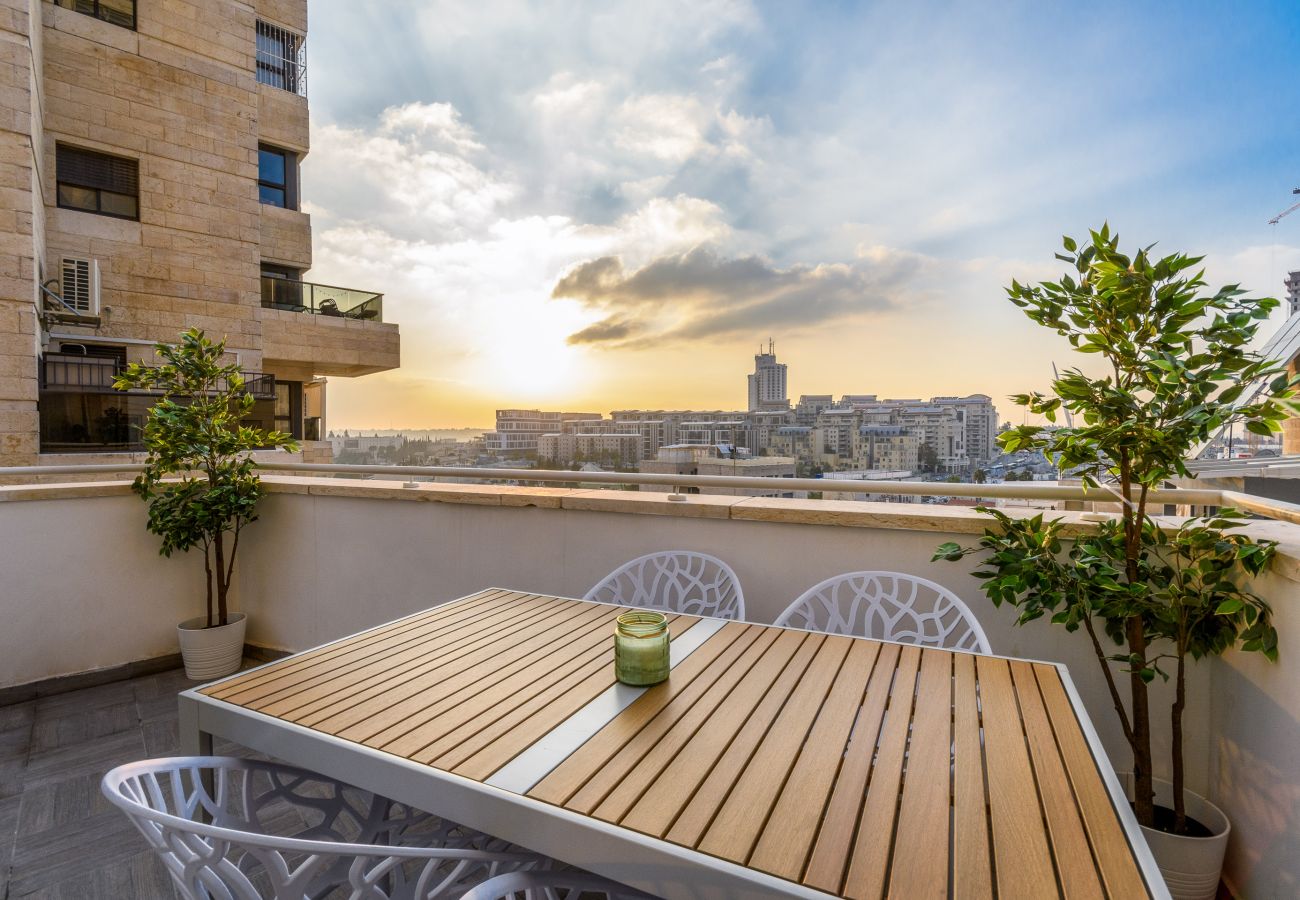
[614,611,670,686]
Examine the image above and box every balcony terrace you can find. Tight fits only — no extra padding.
[260,277,383,323]
[0,466,1296,898]
[259,278,400,377]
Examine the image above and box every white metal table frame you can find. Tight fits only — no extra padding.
[178,590,1170,900]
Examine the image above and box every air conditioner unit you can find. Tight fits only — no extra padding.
[60,257,100,315]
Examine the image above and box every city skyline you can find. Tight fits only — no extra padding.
[303,0,1300,429]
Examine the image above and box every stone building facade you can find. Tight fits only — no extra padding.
[0,0,398,465]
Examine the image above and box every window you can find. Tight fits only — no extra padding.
[256,21,306,95]
[56,144,139,220]
[53,0,136,29]
[258,145,297,208]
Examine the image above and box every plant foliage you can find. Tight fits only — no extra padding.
[114,329,297,628]
[934,226,1292,834]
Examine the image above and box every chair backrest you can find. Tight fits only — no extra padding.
[102,756,538,900]
[774,571,991,653]
[583,551,746,620]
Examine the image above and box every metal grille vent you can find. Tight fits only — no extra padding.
[61,258,98,314]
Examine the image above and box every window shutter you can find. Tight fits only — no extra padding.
[56,145,139,195]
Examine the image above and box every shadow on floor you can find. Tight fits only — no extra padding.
[0,666,257,900]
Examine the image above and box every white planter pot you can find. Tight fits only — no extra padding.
[177,613,246,680]
[1121,774,1230,900]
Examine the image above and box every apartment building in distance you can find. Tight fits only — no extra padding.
[639,444,797,497]
[0,0,398,465]
[484,409,603,455]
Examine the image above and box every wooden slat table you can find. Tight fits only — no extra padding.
[180,588,1167,899]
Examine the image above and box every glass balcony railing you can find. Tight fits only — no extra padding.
[261,277,384,322]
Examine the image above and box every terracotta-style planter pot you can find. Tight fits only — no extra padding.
[177,613,246,680]
[1121,774,1230,900]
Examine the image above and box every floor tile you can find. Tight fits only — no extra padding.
[29,702,138,755]
[0,702,34,733]
[33,682,135,720]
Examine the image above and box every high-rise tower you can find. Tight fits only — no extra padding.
[747,339,789,411]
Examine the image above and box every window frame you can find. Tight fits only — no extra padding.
[56,144,140,222]
[52,0,137,31]
[257,144,298,210]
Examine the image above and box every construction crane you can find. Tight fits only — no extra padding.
[1268,187,1300,225]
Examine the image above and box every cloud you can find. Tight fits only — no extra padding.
[554,245,930,346]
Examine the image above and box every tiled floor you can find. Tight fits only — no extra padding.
[0,668,249,900]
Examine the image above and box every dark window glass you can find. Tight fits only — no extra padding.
[257,145,295,209]
[54,0,136,29]
[39,391,151,452]
[273,381,302,439]
[258,148,285,183]
[259,184,286,206]
[56,144,139,220]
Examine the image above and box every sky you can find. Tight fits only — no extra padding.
[301,0,1300,430]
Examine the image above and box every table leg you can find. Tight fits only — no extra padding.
[178,693,213,756]
[178,694,216,820]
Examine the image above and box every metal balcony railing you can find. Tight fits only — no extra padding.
[261,277,384,322]
[40,354,276,399]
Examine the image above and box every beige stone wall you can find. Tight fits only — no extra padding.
[262,307,399,376]
[256,0,308,34]
[257,82,308,153]
[41,0,264,371]
[0,0,41,464]
[260,203,311,267]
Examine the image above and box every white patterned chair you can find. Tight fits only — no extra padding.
[102,756,547,900]
[583,551,746,620]
[458,870,658,899]
[774,571,991,653]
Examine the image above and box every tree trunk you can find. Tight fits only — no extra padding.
[213,529,228,627]
[1172,650,1187,833]
[203,545,214,629]
[1128,618,1155,826]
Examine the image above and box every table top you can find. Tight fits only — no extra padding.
[191,588,1161,899]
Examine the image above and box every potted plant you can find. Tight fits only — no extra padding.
[115,328,297,679]
[934,226,1290,900]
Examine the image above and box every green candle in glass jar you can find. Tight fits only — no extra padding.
[614,611,670,686]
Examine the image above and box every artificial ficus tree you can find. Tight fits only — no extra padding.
[115,328,297,628]
[935,226,1289,834]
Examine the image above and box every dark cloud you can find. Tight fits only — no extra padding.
[567,317,636,344]
[554,246,927,346]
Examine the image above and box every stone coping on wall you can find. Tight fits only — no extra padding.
[5,475,1300,584]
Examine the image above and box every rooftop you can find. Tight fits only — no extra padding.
[0,467,1296,898]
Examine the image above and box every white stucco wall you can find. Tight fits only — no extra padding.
[0,488,206,685]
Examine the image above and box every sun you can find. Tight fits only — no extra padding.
[471,304,596,402]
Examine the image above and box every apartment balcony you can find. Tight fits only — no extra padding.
[37,354,278,453]
[260,277,400,377]
[0,469,1295,897]
[260,277,383,322]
